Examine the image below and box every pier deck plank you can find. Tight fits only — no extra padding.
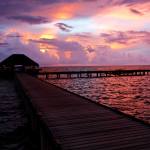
[17,74,150,150]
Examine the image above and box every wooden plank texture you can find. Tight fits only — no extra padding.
[17,74,150,150]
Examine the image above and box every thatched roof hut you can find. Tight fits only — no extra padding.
[0,54,39,67]
[0,54,39,77]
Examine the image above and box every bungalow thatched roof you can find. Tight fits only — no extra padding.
[0,54,39,67]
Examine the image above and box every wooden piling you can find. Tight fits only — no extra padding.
[39,69,150,79]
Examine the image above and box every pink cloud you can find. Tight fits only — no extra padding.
[1,32,150,66]
[100,31,150,46]
[0,0,150,65]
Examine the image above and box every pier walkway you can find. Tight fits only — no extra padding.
[17,74,150,150]
[39,69,150,79]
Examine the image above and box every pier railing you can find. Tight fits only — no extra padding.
[38,69,150,79]
[15,74,61,150]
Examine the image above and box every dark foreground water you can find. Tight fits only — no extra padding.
[40,65,150,124]
[0,79,30,150]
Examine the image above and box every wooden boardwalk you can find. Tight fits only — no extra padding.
[17,74,150,150]
[39,70,150,79]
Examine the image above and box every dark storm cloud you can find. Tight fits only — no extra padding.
[0,0,148,16]
[115,0,149,5]
[100,31,150,45]
[100,32,129,44]
[0,1,33,16]
[0,42,9,47]
[30,38,83,51]
[55,23,73,32]
[0,0,81,24]
[73,33,92,38]
[0,0,149,24]
[7,15,49,24]
[36,0,77,4]
[86,46,95,53]
[130,8,143,15]
[6,33,23,38]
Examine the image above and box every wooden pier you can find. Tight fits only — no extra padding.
[16,74,150,150]
[39,69,150,79]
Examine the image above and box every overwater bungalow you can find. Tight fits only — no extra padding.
[0,54,39,77]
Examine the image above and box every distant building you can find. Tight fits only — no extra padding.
[0,54,39,76]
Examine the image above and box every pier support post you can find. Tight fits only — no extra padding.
[80,73,82,78]
[46,74,49,80]
[67,74,71,79]
[96,73,98,78]
[57,74,60,79]
[87,73,89,78]
[99,73,101,77]
[90,73,92,78]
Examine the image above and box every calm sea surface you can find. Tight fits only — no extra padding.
[40,65,150,124]
[0,80,29,150]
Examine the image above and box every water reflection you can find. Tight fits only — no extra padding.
[0,80,30,150]
[48,76,150,124]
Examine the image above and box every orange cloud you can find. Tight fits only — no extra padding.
[39,42,60,60]
[64,51,72,59]
[110,43,128,50]
[32,2,82,21]
[40,34,56,40]
[48,49,60,60]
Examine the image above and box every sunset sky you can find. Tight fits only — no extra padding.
[0,0,150,66]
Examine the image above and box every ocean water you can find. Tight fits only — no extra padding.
[0,79,30,150]
[39,65,150,124]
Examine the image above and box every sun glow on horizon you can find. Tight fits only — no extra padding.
[40,34,56,40]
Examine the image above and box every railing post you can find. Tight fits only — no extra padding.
[57,74,60,79]
[46,73,49,80]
